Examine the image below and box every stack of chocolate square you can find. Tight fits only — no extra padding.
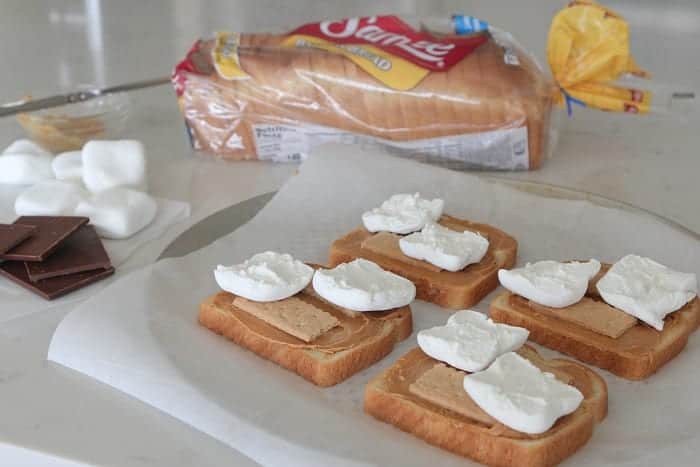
[0,216,114,300]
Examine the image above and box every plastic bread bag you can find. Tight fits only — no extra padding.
[548,0,694,116]
[172,15,556,171]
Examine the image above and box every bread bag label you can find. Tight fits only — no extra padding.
[211,32,249,80]
[252,123,530,170]
[211,15,487,91]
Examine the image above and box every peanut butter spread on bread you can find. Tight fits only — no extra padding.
[409,358,575,427]
[384,347,596,439]
[214,291,383,353]
[335,215,515,287]
[508,262,696,344]
[209,262,411,354]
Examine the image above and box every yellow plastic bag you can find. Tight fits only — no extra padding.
[548,0,651,114]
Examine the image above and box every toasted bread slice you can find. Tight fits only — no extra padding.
[365,346,607,467]
[329,215,517,309]
[199,286,412,387]
[489,264,700,380]
[490,293,699,380]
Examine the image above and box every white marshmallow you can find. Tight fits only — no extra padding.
[0,154,54,185]
[463,352,583,434]
[417,310,529,373]
[214,251,313,302]
[597,255,697,331]
[15,180,88,216]
[362,193,444,234]
[82,140,147,193]
[400,223,489,271]
[75,187,157,239]
[2,139,52,158]
[498,260,601,308]
[312,258,416,311]
[52,150,83,181]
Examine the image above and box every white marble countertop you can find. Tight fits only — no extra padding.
[0,1,697,465]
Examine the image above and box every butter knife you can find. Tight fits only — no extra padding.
[0,76,171,118]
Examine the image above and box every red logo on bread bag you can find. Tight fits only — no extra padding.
[172,40,205,96]
[291,15,487,70]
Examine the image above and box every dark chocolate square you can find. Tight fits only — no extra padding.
[25,225,111,282]
[0,260,114,300]
[0,224,36,254]
[0,216,88,262]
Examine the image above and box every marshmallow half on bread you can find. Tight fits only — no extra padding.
[365,310,607,467]
[201,252,414,386]
[491,257,699,380]
[329,193,518,309]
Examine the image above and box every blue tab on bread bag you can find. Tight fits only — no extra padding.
[452,15,489,34]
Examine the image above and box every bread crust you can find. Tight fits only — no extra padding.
[329,215,517,309]
[365,347,606,467]
[490,292,700,380]
[199,292,412,387]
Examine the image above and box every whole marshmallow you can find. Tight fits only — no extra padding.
[82,140,147,193]
[75,187,157,239]
[52,151,83,181]
[3,139,52,158]
[0,154,54,185]
[15,180,88,216]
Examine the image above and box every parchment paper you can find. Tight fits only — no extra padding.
[48,144,700,466]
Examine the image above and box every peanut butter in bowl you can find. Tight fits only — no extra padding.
[16,89,130,153]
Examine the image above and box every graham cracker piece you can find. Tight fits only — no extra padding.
[361,231,442,273]
[302,285,359,318]
[233,296,340,343]
[409,363,495,425]
[529,297,637,339]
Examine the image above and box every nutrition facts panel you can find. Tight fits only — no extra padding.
[254,122,529,170]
